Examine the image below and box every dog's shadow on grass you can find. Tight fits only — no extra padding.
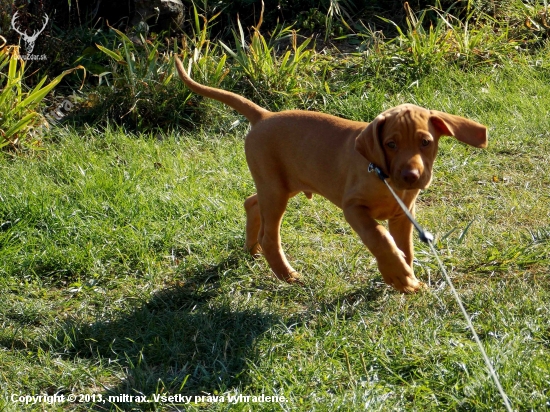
[54,257,278,408]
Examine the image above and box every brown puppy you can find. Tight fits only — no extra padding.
[175,57,487,292]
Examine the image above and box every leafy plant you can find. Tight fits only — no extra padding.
[297,3,351,40]
[82,4,230,130]
[95,28,174,91]
[325,0,355,40]
[373,2,524,77]
[378,3,453,74]
[219,3,315,108]
[0,40,83,150]
[179,3,229,87]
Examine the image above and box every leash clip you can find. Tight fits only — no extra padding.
[419,229,434,244]
[368,163,389,181]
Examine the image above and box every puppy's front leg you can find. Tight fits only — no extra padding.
[343,205,423,293]
[388,212,415,268]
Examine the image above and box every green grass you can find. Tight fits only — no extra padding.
[0,62,549,411]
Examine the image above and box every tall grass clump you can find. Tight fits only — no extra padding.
[76,5,234,131]
[373,2,525,79]
[219,3,317,109]
[77,28,186,130]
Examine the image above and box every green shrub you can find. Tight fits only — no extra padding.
[75,6,230,131]
[219,6,316,110]
[65,0,550,131]
[0,39,82,150]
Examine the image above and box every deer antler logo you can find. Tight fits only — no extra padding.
[11,11,49,55]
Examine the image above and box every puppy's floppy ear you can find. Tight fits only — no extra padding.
[429,110,488,148]
[355,114,388,174]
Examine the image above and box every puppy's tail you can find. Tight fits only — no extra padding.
[175,56,270,125]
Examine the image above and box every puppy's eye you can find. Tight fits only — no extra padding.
[387,142,397,149]
[421,138,431,147]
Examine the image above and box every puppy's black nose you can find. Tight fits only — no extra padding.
[401,169,420,184]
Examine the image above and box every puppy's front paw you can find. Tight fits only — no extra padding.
[274,270,304,286]
[397,278,426,294]
[378,259,424,293]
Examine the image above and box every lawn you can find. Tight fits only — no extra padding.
[0,62,549,411]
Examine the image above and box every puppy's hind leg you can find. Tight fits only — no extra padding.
[256,189,301,284]
[244,194,262,256]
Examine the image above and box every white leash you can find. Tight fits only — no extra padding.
[369,163,513,412]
